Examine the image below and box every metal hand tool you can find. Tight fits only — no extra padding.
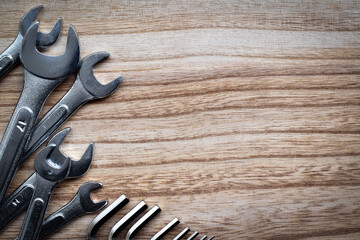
[186,231,199,240]
[0,128,93,231]
[87,195,129,240]
[17,145,71,240]
[0,21,80,203]
[174,227,190,240]
[125,205,161,240]
[38,182,107,240]
[20,51,122,163]
[208,236,215,240]
[151,218,180,240]
[0,5,62,80]
[199,235,207,240]
[108,201,148,240]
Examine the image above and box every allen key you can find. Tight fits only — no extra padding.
[125,205,161,240]
[186,231,199,240]
[151,218,180,240]
[200,235,207,240]
[108,201,148,240]
[86,195,129,240]
[174,227,190,240]
[208,236,215,240]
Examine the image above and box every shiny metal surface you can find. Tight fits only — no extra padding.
[151,218,180,240]
[173,227,191,240]
[125,205,161,240]
[108,201,148,240]
[0,5,61,80]
[87,195,129,240]
[38,182,107,240]
[21,52,122,163]
[0,129,93,233]
[0,22,80,204]
[17,145,71,240]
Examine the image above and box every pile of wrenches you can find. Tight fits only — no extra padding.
[0,5,121,240]
[0,5,216,240]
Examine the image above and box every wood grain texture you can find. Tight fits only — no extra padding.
[0,0,359,239]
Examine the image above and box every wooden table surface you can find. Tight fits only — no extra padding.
[0,1,360,239]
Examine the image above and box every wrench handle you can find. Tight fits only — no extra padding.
[38,191,84,240]
[0,108,34,203]
[18,176,57,240]
[22,77,92,162]
[0,72,61,204]
[0,34,22,81]
[0,55,15,80]
[0,173,36,232]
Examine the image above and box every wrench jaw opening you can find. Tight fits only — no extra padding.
[21,21,80,80]
[79,52,123,98]
[79,182,108,212]
[45,128,94,178]
[34,145,70,182]
[19,5,62,47]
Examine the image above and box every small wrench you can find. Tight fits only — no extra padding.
[0,5,62,80]
[21,51,122,163]
[38,182,107,240]
[0,128,93,231]
[0,21,80,203]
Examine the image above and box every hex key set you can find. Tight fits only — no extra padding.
[0,5,215,239]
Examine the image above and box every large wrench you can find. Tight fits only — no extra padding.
[0,5,62,80]
[0,128,93,231]
[21,51,122,163]
[0,21,80,203]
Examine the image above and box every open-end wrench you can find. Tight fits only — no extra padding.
[0,5,62,80]
[0,21,80,203]
[38,182,107,240]
[17,145,71,240]
[0,128,93,231]
[20,51,122,163]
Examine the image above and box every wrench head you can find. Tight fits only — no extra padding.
[79,182,108,212]
[20,21,80,79]
[19,5,62,47]
[47,128,94,178]
[79,52,122,98]
[34,145,71,182]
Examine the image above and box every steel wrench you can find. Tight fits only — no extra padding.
[17,145,71,240]
[0,128,93,231]
[20,51,122,163]
[0,5,62,80]
[0,21,80,203]
[38,182,107,240]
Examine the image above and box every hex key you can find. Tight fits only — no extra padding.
[151,218,180,240]
[187,231,199,240]
[125,205,161,240]
[208,236,215,240]
[173,227,190,240]
[200,236,207,240]
[108,201,148,240]
[86,195,129,239]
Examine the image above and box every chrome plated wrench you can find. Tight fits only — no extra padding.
[0,21,80,203]
[0,5,61,80]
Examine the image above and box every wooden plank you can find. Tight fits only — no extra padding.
[0,0,359,239]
